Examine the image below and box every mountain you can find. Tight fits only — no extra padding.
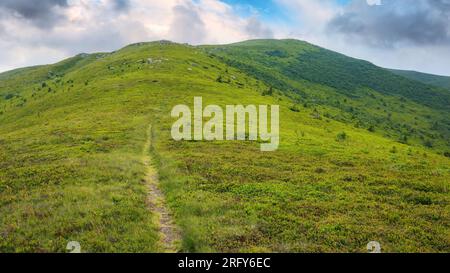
[0,40,449,253]
[389,69,450,90]
[206,39,450,150]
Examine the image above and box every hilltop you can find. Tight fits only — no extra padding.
[0,40,449,252]
[205,39,450,150]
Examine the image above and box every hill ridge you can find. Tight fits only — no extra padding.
[0,39,449,253]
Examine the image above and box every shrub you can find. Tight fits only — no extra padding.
[262,86,273,96]
[4,93,15,100]
[424,140,433,148]
[336,132,347,142]
[315,167,326,174]
[390,146,398,153]
[311,109,321,119]
[398,135,408,144]
[289,104,300,112]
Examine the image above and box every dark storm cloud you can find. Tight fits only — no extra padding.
[327,0,450,47]
[0,0,69,28]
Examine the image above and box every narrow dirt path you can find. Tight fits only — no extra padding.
[142,125,180,252]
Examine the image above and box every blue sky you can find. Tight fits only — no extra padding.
[221,0,351,21]
[221,0,349,15]
[220,0,287,20]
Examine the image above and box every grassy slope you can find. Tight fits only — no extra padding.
[206,39,450,151]
[389,69,450,90]
[0,41,449,252]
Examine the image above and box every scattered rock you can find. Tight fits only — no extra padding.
[148,58,163,64]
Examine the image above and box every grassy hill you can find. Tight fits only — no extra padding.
[0,40,449,252]
[206,39,450,151]
[389,69,450,90]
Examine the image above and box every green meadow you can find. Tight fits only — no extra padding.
[0,40,449,252]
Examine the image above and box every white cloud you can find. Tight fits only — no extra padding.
[1,0,448,76]
[0,0,273,72]
[275,0,340,38]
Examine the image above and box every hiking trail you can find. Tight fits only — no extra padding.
[142,125,180,252]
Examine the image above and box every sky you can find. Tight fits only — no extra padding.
[0,0,449,75]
